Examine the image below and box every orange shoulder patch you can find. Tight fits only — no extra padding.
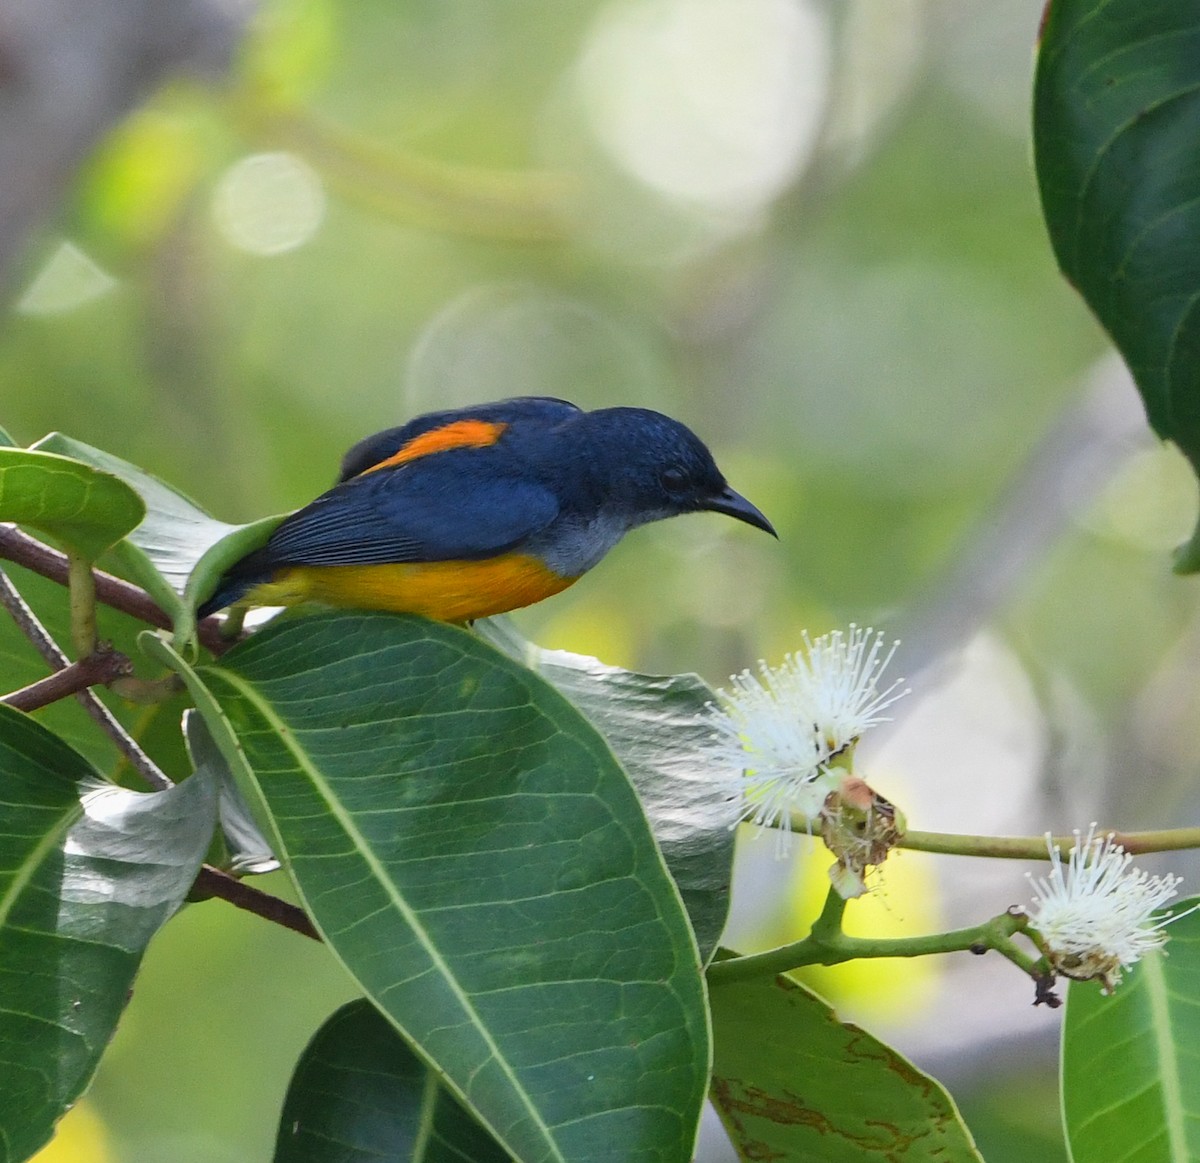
[360,419,508,476]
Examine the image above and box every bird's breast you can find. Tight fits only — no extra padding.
[247,555,578,623]
[528,512,630,577]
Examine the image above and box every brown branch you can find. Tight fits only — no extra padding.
[0,567,173,791]
[192,864,320,941]
[0,523,230,654]
[1,645,131,711]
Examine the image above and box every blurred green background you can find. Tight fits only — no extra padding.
[5,0,1198,1159]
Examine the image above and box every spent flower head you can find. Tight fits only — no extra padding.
[820,776,907,898]
[712,626,908,848]
[1027,825,1187,992]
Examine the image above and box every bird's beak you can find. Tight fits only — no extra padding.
[705,485,778,538]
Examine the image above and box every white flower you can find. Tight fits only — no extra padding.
[712,626,908,845]
[1027,825,1187,992]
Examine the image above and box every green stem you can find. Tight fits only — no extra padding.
[810,883,847,940]
[67,551,97,657]
[232,92,574,242]
[707,905,1035,986]
[899,827,1200,859]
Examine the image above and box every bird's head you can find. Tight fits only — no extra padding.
[579,407,777,537]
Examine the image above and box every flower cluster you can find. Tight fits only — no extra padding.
[712,625,908,885]
[1027,826,1188,992]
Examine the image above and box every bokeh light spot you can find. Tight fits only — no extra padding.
[211,152,326,256]
[577,0,830,216]
[405,283,666,413]
[16,242,117,316]
[1086,444,1195,552]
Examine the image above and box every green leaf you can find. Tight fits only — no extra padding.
[182,511,286,613]
[0,704,217,1162]
[478,618,735,963]
[160,611,709,1163]
[1034,4,1200,569]
[31,433,242,617]
[709,967,982,1162]
[184,709,278,876]
[0,426,15,448]
[277,999,512,1163]
[1061,901,1200,1162]
[0,447,144,560]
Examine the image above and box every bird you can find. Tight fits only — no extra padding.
[197,396,776,624]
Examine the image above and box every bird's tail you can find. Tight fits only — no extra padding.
[196,578,255,620]
[195,550,273,619]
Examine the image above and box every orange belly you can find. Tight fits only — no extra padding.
[243,554,578,622]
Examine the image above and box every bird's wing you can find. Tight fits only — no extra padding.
[337,397,582,482]
[263,459,561,566]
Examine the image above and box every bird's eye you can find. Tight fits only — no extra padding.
[659,466,689,495]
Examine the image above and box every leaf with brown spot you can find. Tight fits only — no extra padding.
[710,965,982,1162]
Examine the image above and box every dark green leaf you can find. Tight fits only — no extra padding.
[710,966,982,1162]
[0,426,14,448]
[277,999,512,1163]
[1061,900,1200,1162]
[478,618,735,963]
[154,612,709,1163]
[1034,4,1200,568]
[0,705,217,1162]
[0,447,144,560]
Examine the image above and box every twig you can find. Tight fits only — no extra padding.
[0,567,173,791]
[0,566,315,944]
[899,827,1200,860]
[707,893,1039,987]
[192,865,320,941]
[1,647,132,711]
[0,523,229,654]
[778,814,1200,860]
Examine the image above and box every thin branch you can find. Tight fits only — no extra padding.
[898,827,1200,860]
[0,562,64,670]
[775,812,1200,860]
[0,523,229,654]
[0,567,173,791]
[1,646,131,711]
[0,564,313,944]
[192,865,320,941]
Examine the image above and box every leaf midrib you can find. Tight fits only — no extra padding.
[1143,952,1189,1161]
[0,799,84,931]
[207,665,566,1163]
